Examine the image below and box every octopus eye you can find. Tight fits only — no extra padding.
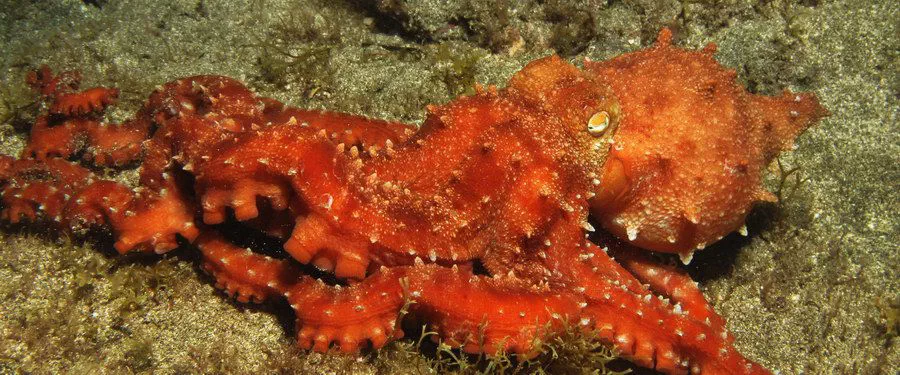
[587,111,610,136]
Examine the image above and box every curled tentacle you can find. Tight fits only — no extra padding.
[406,264,583,357]
[288,267,407,353]
[50,87,119,116]
[66,180,199,254]
[22,116,146,166]
[605,237,729,337]
[21,65,147,167]
[199,229,408,353]
[0,156,198,253]
[26,65,81,98]
[21,116,81,160]
[548,233,767,374]
[116,75,264,193]
[197,231,302,304]
[0,158,93,225]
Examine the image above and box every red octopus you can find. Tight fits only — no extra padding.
[0,30,826,374]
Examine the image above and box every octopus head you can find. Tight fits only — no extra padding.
[506,54,622,181]
[584,28,828,262]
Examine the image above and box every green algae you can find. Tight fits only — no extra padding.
[0,0,897,374]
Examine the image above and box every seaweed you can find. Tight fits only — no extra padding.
[430,42,486,97]
[772,155,810,204]
[544,0,601,56]
[0,239,105,370]
[121,336,155,372]
[0,80,39,132]
[877,295,900,339]
[361,0,522,53]
[454,1,522,54]
[376,321,627,375]
[253,7,344,96]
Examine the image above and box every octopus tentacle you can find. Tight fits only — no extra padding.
[287,267,407,353]
[21,116,80,160]
[198,230,402,353]
[22,116,146,166]
[195,123,373,279]
[21,65,147,166]
[554,238,766,374]
[581,283,765,374]
[66,180,199,254]
[50,87,119,116]
[407,264,583,357]
[528,211,763,373]
[82,122,147,166]
[134,75,262,189]
[0,157,93,225]
[25,65,81,98]
[141,78,414,280]
[283,213,371,279]
[200,177,293,223]
[197,231,302,304]
[0,154,197,253]
[606,239,729,337]
[266,107,417,148]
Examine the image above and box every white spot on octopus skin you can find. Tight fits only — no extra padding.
[321,194,333,210]
[679,251,694,265]
[627,226,639,241]
[582,221,595,232]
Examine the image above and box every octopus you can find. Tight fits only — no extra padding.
[0,29,826,374]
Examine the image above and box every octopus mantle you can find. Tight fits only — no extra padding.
[0,30,826,374]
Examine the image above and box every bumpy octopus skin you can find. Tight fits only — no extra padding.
[22,65,145,166]
[0,30,828,374]
[586,30,828,259]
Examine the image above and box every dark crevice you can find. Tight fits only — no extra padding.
[344,0,434,44]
